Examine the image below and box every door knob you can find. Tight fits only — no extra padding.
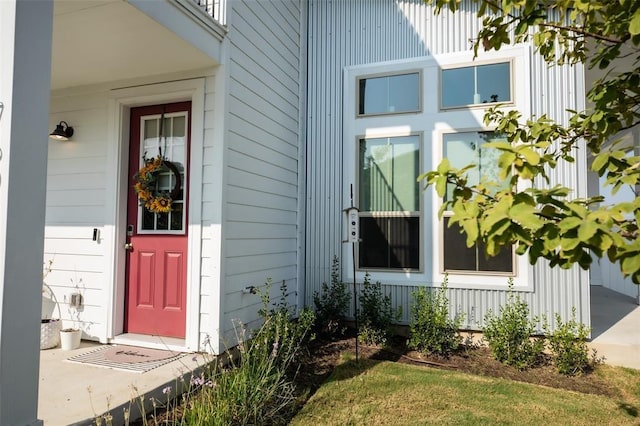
[124,243,134,251]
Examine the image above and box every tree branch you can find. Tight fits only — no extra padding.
[539,21,628,44]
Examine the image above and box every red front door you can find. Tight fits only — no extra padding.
[125,102,191,338]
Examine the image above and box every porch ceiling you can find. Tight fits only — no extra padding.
[52,0,216,90]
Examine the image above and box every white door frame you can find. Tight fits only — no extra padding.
[104,78,206,351]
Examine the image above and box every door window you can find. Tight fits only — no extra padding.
[138,112,188,234]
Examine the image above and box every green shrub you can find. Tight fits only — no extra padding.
[409,278,463,356]
[257,279,315,369]
[482,281,544,370]
[543,308,593,375]
[358,273,401,346]
[182,279,315,425]
[313,256,350,338]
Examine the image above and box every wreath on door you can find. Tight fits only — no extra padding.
[134,154,181,213]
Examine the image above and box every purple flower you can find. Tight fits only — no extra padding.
[162,386,172,395]
[190,375,205,387]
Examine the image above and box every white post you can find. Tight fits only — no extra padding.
[0,1,53,424]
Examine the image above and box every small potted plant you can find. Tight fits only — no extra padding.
[59,326,81,350]
[60,283,83,350]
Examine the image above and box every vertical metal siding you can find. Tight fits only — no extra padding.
[306,0,589,330]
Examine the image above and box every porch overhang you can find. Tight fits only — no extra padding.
[52,0,224,90]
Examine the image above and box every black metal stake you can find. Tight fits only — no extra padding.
[352,238,359,363]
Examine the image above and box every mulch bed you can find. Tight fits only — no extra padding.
[295,334,617,400]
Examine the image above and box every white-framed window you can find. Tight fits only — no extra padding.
[343,45,531,289]
[357,71,422,116]
[441,61,512,109]
[357,134,422,271]
[138,111,188,235]
[441,131,514,274]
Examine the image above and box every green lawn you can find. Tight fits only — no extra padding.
[291,359,640,425]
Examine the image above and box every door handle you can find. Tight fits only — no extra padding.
[124,243,134,251]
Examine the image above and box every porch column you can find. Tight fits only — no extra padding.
[0,1,53,425]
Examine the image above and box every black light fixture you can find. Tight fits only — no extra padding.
[49,121,74,141]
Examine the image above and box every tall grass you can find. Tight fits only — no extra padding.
[177,280,315,424]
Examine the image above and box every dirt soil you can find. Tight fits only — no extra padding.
[295,335,617,400]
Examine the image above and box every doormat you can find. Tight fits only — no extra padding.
[66,345,185,373]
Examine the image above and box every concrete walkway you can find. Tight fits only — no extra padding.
[38,342,208,425]
[589,285,640,370]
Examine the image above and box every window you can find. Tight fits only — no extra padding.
[358,135,420,270]
[441,62,511,108]
[344,47,528,287]
[358,72,420,115]
[139,112,188,234]
[441,131,513,273]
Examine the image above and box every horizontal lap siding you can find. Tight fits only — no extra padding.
[45,91,109,339]
[222,0,302,335]
[307,0,589,329]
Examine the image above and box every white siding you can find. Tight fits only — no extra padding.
[306,0,590,329]
[46,91,110,338]
[45,69,220,346]
[221,0,303,337]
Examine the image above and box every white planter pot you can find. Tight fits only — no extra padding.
[60,329,81,350]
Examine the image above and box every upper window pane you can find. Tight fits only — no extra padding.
[358,73,420,115]
[359,135,420,212]
[443,131,509,201]
[441,62,511,108]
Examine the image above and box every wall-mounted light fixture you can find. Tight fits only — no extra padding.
[49,121,74,141]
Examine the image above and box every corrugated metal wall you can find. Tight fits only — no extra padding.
[305,0,590,329]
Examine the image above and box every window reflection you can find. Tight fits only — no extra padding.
[358,73,420,115]
[442,62,511,108]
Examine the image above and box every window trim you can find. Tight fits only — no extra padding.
[439,59,514,111]
[342,45,532,290]
[355,132,424,272]
[136,111,189,236]
[356,70,423,118]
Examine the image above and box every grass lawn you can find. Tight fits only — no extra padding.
[291,357,640,425]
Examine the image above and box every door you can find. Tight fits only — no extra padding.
[125,102,191,338]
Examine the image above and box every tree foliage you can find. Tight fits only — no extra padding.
[420,0,640,283]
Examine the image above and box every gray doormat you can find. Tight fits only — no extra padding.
[66,345,185,373]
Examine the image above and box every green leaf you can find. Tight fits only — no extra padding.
[560,237,580,251]
[630,9,640,35]
[577,221,598,241]
[461,219,479,247]
[435,176,447,197]
[437,158,451,174]
[558,217,582,232]
[518,147,541,165]
[591,153,609,174]
[621,253,640,276]
[508,203,544,230]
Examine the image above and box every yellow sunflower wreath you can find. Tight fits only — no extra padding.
[133,155,181,214]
